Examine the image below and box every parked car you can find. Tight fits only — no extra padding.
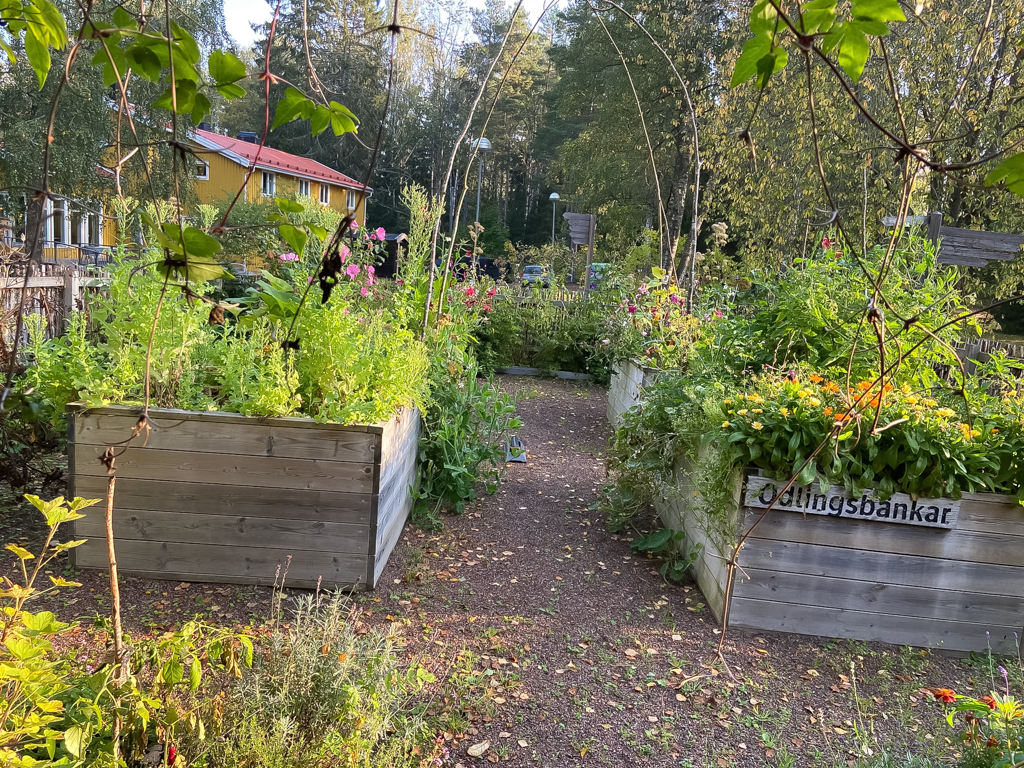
[521,265,550,288]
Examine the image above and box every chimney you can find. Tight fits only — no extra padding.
[236,131,260,144]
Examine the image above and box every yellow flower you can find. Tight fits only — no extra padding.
[901,382,912,395]
[936,408,957,418]
[752,408,763,414]
[738,409,748,416]
[779,407,790,417]
[749,394,764,404]
[971,428,981,438]
[737,393,746,401]
[752,422,764,431]
[921,398,937,407]
[809,397,821,407]
[723,399,733,405]
[906,396,919,405]
[722,421,731,429]
[728,410,735,415]
[797,389,811,399]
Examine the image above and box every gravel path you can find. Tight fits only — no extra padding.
[366,377,976,768]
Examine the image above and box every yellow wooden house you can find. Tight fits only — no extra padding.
[10,129,369,263]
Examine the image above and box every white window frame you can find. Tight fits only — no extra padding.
[196,160,209,180]
[297,179,310,197]
[261,171,276,197]
[319,183,330,205]
[346,189,356,210]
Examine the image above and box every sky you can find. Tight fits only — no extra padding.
[222,0,554,49]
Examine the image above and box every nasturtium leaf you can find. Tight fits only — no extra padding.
[126,44,161,82]
[24,26,51,89]
[209,50,246,84]
[851,0,905,22]
[985,153,1024,197]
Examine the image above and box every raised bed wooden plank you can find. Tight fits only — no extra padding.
[728,596,1020,654]
[73,538,367,587]
[741,510,1024,567]
[738,538,1024,598]
[74,509,369,553]
[71,413,380,464]
[734,567,1024,627]
[71,476,374,524]
[70,444,376,494]
[67,403,384,433]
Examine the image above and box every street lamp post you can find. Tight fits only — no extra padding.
[549,192,560,281]
[471,137,492,223]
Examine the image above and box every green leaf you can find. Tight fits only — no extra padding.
[162,657,184,687]
[851,0,905,22]
[126,44,161,82]
[24,26,51,89]
[279,223,307,256]
[272,87,315,131]
[170,20,200,64]
[189,656,201,691]
[985,153,1024,197]
[191,91,212,125]
[5,543,35,560]
[112,6,135,28]
[209,49,246,84]
[37,0,68,48]
[276,197,305,213]
[216,82,247,100]
[799,0,837,34]
[63,725,88,758]
[328,101,358,135]
[0,38,14,65]
[823,21,871,82]
[749,0,779,37]
[91,44,127,87]
[731,35,786,88]
[310,104,332,137]
[755,48,787,88]
[153,78,198,113]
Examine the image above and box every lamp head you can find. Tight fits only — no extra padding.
[471,137,492,152]
[549,192,560,201]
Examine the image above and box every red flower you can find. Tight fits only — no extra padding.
[168,744,177,762]
[980,695,997,709]
[465,286,476,297]
[487,286,497,297]
[928,688,957,703]
[821,236,832,250]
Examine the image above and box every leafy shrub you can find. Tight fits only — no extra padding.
[413,364,521,526]
[630,527,699,582]
[194,592,434,768]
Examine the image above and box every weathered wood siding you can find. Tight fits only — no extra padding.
[67,404,419,591]
[607,360,657,427]
[658,462,1024,653]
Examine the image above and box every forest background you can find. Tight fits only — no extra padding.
[1,0,1022,329]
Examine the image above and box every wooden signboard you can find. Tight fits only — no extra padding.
[744,475,960,530]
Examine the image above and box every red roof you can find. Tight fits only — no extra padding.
[194,128,369,191]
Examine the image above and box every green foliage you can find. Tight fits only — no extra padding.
[194,591,434,768]
[413,363,522,527]
[630,527,699,582]
[1,496,253,766]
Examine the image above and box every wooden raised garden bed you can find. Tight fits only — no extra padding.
[657,460,1024,653]
[67,404,420,590]
[607,360,657,427]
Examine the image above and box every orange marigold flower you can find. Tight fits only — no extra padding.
[824,407,834,417]
[928,688,957,703]
[987,737,1000,748]
[824,382,840,394]
[869,397,881,408]
[809,374,824,384]
[856,381,873,391]
[980,695,997,710]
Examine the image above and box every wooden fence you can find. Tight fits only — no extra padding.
[1,263,108,364]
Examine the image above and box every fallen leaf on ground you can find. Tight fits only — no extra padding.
[467,741,489,757]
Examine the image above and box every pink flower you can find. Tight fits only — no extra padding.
[307,276,314,283]
[714,309,723,318]
[360,286,369,296]
[638,284,648,294]
[340,244,350,262]
[346,264,360,279]
[465,286,476,297]
[487,286,497,297]
[669,294,681,304]
[350,220,358,230]
[375,227,386,240]
[279,252,299,262]
[821,236,832,250]
[627,304,637,314]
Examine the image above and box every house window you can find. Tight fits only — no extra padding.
[49,199,66,243]
[261,171,276,197]
[319,184,330,205]
[196,160,209,180]
[346,189,356,210]
[297,179,310,197]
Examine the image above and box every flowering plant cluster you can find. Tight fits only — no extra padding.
[600,266,702,369]
[928,664,1024,768]
[717,368,1023,502]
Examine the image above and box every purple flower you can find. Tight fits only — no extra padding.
[669,294,681,304]
[627,304,637,314]
[346,264,360,279]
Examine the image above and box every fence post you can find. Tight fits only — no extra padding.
[63,270,82,331]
